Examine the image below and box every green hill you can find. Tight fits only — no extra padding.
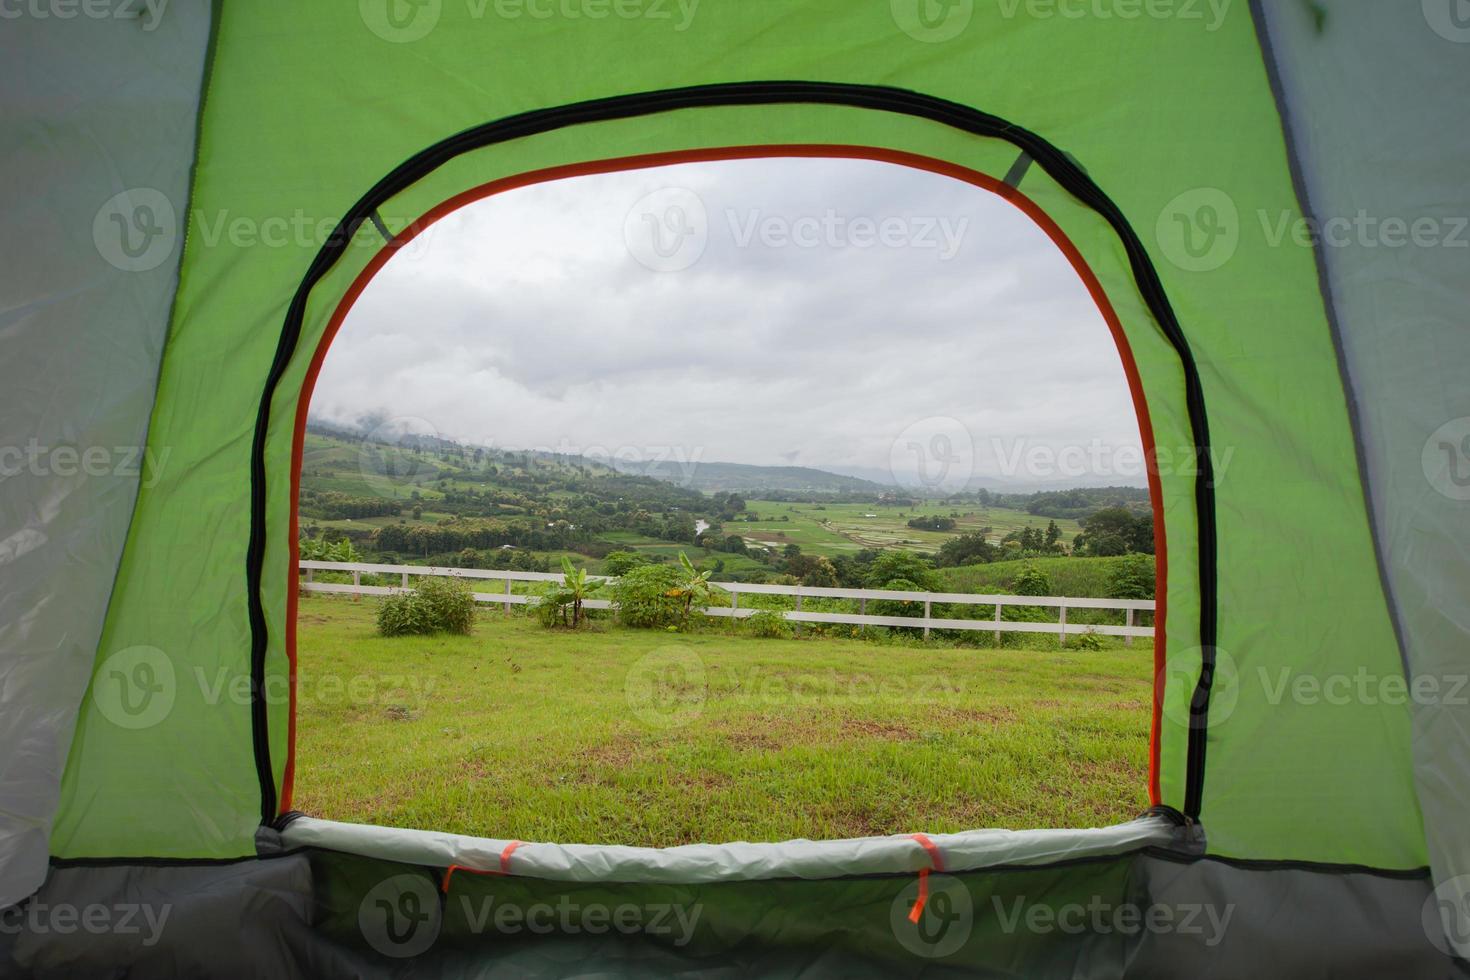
[612,458,883,494]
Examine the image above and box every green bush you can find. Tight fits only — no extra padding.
[1106,553,1156,600]
[601,550,649,577]
[377,576,475,637]
[1073,629,1106,651]
[1014,564,1054,597]
[863,551,942,591]
[744,610,791,638]
[870,577,926,619]
[1001,601,1056,649]
[612,563,684,629]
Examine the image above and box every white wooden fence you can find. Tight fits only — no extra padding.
[299,560,1155,646]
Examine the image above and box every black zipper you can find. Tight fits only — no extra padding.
[245,80,1219,827]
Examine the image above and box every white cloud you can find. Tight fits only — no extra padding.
[312,157,1145,488]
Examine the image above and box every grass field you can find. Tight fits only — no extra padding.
[293,596,1152,845]
[937,555,1150,598]
[738,499,1082,556]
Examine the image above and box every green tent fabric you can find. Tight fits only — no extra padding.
[2,2,1467,975]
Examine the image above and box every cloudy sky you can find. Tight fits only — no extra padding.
[311,157,1145,490]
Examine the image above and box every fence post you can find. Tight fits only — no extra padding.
[794,593,803,635]
[305,566,314,584]
[1058,603,1067,647]
[503,577,512,617]
[352,569,361,603]
[923,600,931,641]
[401,571,409,590]
[1125,608,1134,648]
[993,602,1002,645]
[859,597,867,617]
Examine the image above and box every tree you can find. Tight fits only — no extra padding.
[864,550,941,591]
[935,532,997,568]
[602,550,648,576]
[799,555,834,587]
[1045,520,1062,549]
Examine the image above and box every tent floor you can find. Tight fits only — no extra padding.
[4,842,1461,978]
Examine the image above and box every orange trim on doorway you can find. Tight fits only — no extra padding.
[281,143,1170,815]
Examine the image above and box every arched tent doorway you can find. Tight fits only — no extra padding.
[242,85,1214,841]
[281,143,1175,834]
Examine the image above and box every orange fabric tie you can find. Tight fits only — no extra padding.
[907,833,944,924]
[440,840,524,893]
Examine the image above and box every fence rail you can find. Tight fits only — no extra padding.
[298,560,1155,646]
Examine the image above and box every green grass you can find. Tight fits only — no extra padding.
[937,555,1152,598]
[738,499,1082,556]
[294,595,1152,845]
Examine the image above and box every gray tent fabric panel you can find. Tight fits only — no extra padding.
[4,848,1460,978]
[0,7,212,907]
[1252,2,1470,958]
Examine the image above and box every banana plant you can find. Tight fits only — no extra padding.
[668,552,718,622]
[559,555,602,628]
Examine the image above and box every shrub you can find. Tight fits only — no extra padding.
[377,576,475,637]
[1013,564,1054,597]
[871,577,926,626]
[1073,629,1106,651]
[1107,553,1156,600]
[1000,602,1056,649]
[745,610,791,638]
[612,563,684,629]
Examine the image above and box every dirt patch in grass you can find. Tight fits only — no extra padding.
[932,704,1022,727]
[840,719,919,741]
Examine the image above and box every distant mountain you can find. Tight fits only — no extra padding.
[611,458,884,494]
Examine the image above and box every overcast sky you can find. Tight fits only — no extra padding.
[311,157,1145,490]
